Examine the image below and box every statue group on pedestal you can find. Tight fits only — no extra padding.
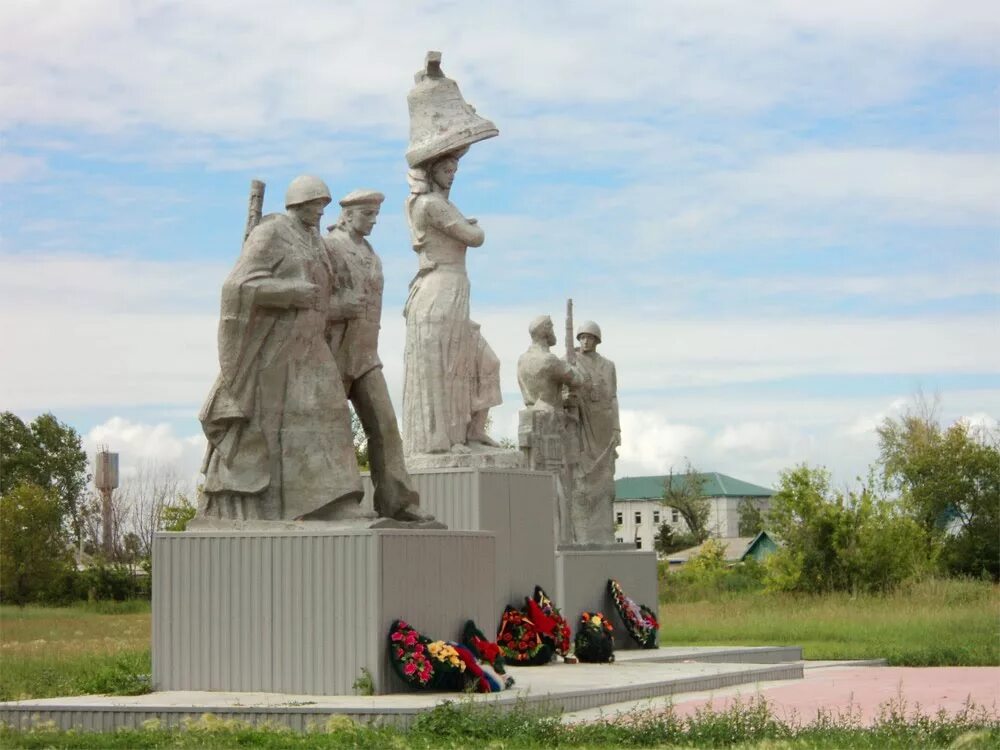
[198,177,431,525]
[195,51,621,533]
[517,311,621,545]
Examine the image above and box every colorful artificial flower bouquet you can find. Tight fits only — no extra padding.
[388,619,510,692]
[608,578,659,649]
[496,605,554,666]
[528,585,572,657]
[388,619,436,687]
[573,611,615,663]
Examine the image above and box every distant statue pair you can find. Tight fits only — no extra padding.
[518,315,621,545]
[197,176,430,525]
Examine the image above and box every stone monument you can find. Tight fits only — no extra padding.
[517,313,583,543]
[324,189,434,524]
[567,319,621,544]
[197,175,372,523]
[157,174,495,696]
[401,51,520,470]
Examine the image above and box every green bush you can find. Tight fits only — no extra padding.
[764,465,936,594]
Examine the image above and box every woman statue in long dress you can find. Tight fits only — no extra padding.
[402,152,501,455]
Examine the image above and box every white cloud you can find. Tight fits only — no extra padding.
[1,1,995,139]
[617,411,706,476]
[717,150,1000,223]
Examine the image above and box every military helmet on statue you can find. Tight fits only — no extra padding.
[285,175,332,208]
[577,320,602,344]
[406,51,499,168]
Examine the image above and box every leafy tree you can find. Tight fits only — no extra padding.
[654,524,703,556]
[660,463,710,542]
[765,465,933,594]
[1,412,88,544]
[161,495,197,532]
[350,407,370,470]
[0,483,72,605]
[738,498,765,537]
[877,400,999,580]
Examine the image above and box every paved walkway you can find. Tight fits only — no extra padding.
[563,665,1000,726]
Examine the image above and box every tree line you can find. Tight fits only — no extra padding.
[656,396,998,592]
[0,412,195,605]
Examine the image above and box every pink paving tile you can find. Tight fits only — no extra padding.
[670,667,1000,726]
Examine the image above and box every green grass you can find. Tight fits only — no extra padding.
[0,601,151,701]
[659,578,1000,666]
[1,697,997,748]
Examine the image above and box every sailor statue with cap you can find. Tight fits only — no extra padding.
[401,52,505,459]
[325,189,435,523]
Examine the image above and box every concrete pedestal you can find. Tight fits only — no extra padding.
[555,544,658,650]
[152,528,496,695]
[364,468,556,613]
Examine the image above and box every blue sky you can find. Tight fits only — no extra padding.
[2,0,997,490]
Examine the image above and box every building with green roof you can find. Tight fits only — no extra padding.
[614,472,774,553]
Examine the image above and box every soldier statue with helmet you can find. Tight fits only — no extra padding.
[567,319,621,544]
[197,175,373,524]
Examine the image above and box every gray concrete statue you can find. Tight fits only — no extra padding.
[517,315,584,542]
[198,176,373,523]
[568,320,621,544]
[401,52,507,461]
[324,189,434,523]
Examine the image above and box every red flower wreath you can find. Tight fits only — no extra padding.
[608,579,659,649]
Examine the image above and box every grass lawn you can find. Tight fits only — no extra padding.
[660,578,1000,666]
[0,578,996,704]
[0,601,151,701]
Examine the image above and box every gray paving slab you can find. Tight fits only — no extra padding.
[0,649,804,732]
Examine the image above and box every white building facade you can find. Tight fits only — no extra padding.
[613,473,774,553]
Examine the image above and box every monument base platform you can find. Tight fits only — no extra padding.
[405,446,524,471]
[364,468,557,613]
[555,544,658,650]
[152,528,496,696]
[0,650,804,731]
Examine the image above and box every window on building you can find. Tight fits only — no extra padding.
[634,511,642,524]
[615,511,623,525]
[653,510,660,524]
[636,538,643,549]
[615,537,623,544]
[671,508,679,523]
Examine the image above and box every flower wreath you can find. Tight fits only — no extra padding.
[574,611,615,663]
[529,585,572,657]
[496,605,554,666]
[607,579,659,649]
[388,619,509,692]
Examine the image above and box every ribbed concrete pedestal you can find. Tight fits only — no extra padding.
[365,468,556,612]
[555,545,658,650]
[152,528,496,696]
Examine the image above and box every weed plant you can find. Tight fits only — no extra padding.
[1,695,997,748]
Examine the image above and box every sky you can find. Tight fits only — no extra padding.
[2,0,998,493]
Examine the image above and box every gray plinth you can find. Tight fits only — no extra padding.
[555,544,658,650]
[152,528,496,695]
[363,468,556,613]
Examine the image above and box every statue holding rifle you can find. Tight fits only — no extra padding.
[567,318,621,544]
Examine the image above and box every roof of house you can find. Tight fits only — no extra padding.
[615,472,774,501]
[666,536,756,563]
